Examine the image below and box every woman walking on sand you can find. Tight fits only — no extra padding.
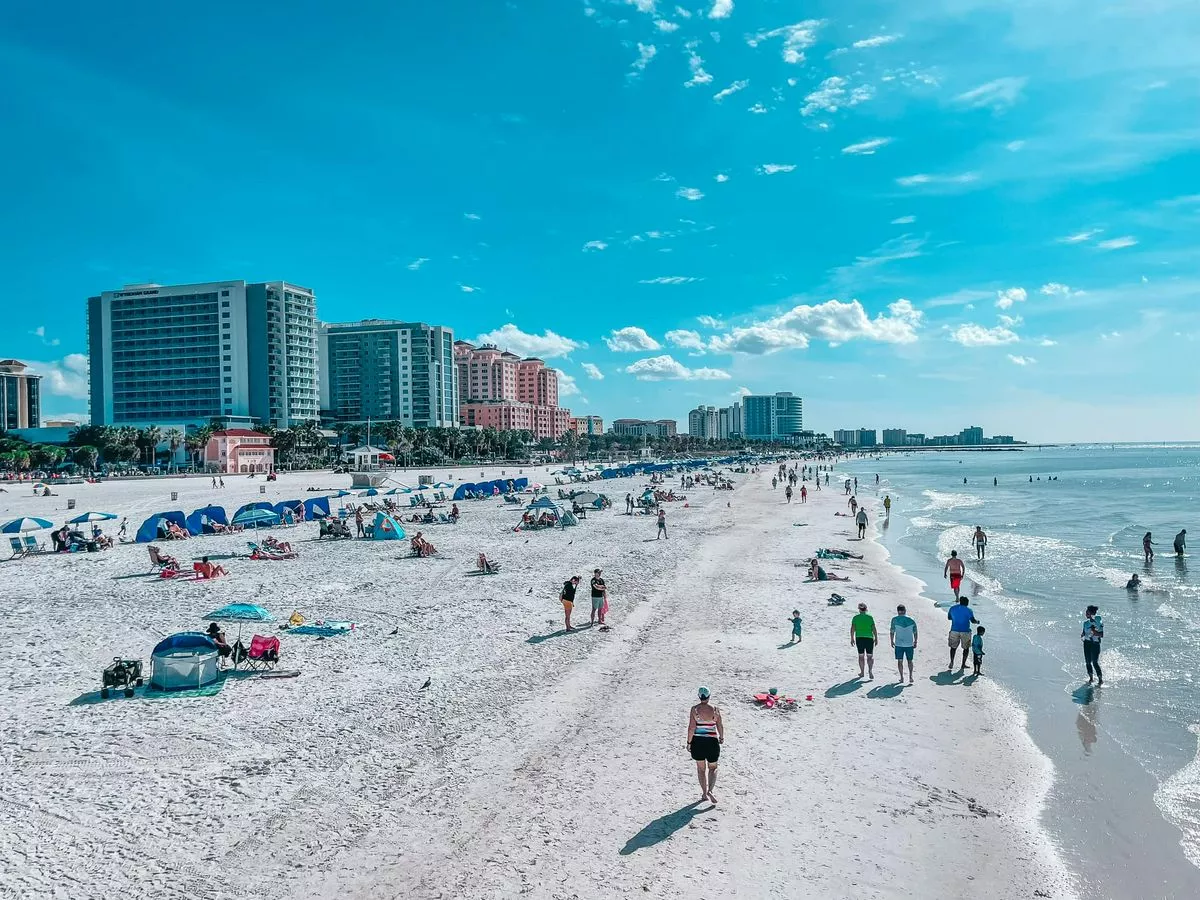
[687,687,724,804]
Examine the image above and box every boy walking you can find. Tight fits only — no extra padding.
[787,610,803,645]
[971,626,986,675]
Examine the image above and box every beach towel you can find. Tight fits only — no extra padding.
[290,621,355,637]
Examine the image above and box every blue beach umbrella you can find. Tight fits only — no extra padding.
[67,511,118,524]
[330,489,352,498]
[1,517,54,533]
[231,508,280,529]
[359,488,381,497]
[204,602,275,659]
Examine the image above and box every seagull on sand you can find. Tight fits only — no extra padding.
[419,677,431,690]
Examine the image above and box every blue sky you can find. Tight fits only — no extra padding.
[3,0,1199,442]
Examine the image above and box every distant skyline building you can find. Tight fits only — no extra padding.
[718,402,743,440]
[0,360,42,430]
[960,425,985,445]
[742,392,803,441]
[882,428,907,447]
[319,320,457,428]
[687,405,720,440]
[86,280,318,428]
[570,415,604,436]
[454,341,571,440]
[610,418,677,439]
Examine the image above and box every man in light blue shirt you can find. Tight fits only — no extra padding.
[947,597,979,672]
[890,604,918,684]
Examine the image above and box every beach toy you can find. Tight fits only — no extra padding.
[806,695,813,702]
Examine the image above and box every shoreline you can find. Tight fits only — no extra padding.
[1,464,1077,898]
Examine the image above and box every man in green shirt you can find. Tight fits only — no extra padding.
[850,602,878,680]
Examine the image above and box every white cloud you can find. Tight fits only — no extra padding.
[710,298,922,354]
[995,287,1027,310]
[708,0,733,19]
[639,275,702,284]
[407,257,429,270]
[581,363,605,381]
[890,215,916,225]
[1039,338,1058,347]
[676,186,705,201]
[998,314,1023,328]
[1097,236,1138,251]
[713,79,749,102]
[29,326,60,347]
[475,324,582,359]
[655,19,679,32]
[852,34,900,49]
[626,0,657,13]
[1039,282,1081,298]
[606,326,662,352]
[625,355,731,381]
[459,284,481,293]
[1101,331,1122,340]
[1007,354,1035,366]
[558,372,581,396]
[801,76,874,116]
[1006,140,1026,152]
[665,329,706,350]
[733,386,752,398]
[675,4,691,16]
[582,240,608,252]
[629,43,657,77]
[955,77,1027,112]
[756,163,796,175]
[841,137,892,155]
[653,172,675,183]
[1061,228,1101,244]
[746,20,822,64]
[684,42,713,87]
[896,172,978,187]
[714,173,729,182]
[950,324,1020,347]
[25,354,89,399]
[748,102,768,114]
[463,212,481,220]
[697,314,724,328]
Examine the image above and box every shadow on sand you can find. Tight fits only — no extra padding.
[620,802,710,855]
[866,682,907,699]
[824,679,863,698]
[777,641,799,650]
[929,670,966,686]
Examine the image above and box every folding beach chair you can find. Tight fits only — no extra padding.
[8,536,26,559]
[148,545,179,572]
[245,634,280,671]
[22,534,46,555]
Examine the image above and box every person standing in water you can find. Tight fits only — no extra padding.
[1082,605,1104,685]
[973,526,988,560]
[947,597,979,672]
[944,550,966,600]
[883,495,891,517]
[1143,532,1155,563]
[855,506,868,539]
[687,687,724,804]
[1174,529,1187,556]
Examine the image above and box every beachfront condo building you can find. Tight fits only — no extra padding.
[610,418,677,439]
[454,341,572,440]
[86,280,319,429]
[742,392,804,442]
[718,403,743,440]
[0,360,42,429]
[318,320,458,428]
[570,415,604,435]
[688,405,720,440]
[882,428,907,447]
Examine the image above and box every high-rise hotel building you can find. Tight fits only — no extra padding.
[318,320,458,428]
[87,280,319,428]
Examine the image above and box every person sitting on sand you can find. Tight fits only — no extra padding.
[449,504,460,522]
[687,687,724,804]
[167,521,189,540]
[196,556,228,579]
[411,532,435,557]
[263,536,293,555]
[807,559,849,582]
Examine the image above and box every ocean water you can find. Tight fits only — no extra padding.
[849,446,1200,894]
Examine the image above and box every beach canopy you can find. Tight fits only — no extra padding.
[185,504,227,535]
[232,507,280,528]
[572,491,599,507]
[527,496,559,511]
[371,511,406,541]
[303,496,331,519]
[1,516,54,533]
[274,499,304,521]
[150,632,219,692]
[135,511,187,543]
[66,511,118,524]
[206,603,274,623]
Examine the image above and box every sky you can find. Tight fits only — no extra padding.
[3,0,1199,442]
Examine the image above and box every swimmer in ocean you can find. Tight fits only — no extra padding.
[1126,574,1140,590]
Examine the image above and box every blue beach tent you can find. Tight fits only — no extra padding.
[185,505,228,536]
[135,511,188,543]
[371,511,406,540]
[303,496,331,519]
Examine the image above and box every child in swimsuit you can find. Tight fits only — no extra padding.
[788,610,803,644]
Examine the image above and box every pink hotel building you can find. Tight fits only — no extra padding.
[454,341,573,440]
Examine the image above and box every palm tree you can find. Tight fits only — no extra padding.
[164,428,184,471]
[74,445,99,472]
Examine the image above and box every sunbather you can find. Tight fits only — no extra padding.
[807,558,849,582]
[263,536,293,554]
[478,552,498,574]
[196,556,228,578]
[411,531,436,557]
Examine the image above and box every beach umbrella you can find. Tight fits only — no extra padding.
[66,511,118,524]
[205,603,275,663]
[231,507,280,529]
[573,491,599,505]
[330,489,352,498]
[359,488,381,497]
[1,517,54,533]
[433,481,454,488]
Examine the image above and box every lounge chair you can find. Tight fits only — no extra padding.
[148,545,179,572]
[245,634,280,671]
[477,553,500,574]
[8,536,25,559]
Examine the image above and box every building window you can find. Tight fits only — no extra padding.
[221,290,230,296]
[224,376,232,382]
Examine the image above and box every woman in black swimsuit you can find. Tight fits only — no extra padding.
[687,687,725,804]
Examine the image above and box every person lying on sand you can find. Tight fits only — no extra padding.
[807,559,849,582]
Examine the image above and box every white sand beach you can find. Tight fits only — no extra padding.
[1,466,1076,899]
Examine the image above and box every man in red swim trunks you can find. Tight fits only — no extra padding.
[944,550,966,601]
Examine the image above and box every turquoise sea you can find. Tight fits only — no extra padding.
[852,446,1200,898]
